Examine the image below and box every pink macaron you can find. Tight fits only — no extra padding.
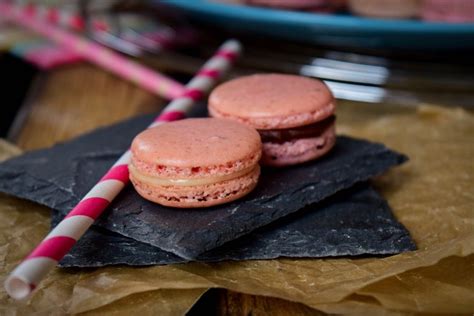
[246,0,330,10]
[308,0,348,13]
[129,118,262,208]
[209,74,336,167]
[349,0,421,19]
[421,0,474,23]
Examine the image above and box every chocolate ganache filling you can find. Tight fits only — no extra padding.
[258,115,335,144]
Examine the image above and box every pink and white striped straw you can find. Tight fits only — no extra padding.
[11,2,106,32]
[0,2,185,100]
[4,38,242,300]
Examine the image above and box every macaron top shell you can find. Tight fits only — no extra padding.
[209,74,335,130]
[130,118,261,178]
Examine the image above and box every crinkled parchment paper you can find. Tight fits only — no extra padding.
[1,103,473,315]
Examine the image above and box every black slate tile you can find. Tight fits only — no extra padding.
[0,113,407,259]
[96,136,407,259]
[56,184,415,268]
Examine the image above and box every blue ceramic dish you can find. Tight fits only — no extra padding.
[160,0,474,50]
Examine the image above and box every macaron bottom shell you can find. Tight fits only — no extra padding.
[130,165,260,208]
[261,122,336,167]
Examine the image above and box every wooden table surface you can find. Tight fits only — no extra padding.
[9,63,324,315]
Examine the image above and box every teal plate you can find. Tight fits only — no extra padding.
[160,0,474,50]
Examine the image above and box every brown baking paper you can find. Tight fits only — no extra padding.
[0,142,213,315]
[1,103,473,315]
[0,191,212,315]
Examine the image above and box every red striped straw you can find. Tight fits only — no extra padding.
[13,2,94,32]
[0,2,185,100]
[9,2,179,53]
[4,38,242,300]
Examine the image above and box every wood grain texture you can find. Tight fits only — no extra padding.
[13,64,161,150]
[11,63,320,315]
[217,291,325,316]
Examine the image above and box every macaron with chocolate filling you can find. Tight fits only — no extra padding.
[209,74,336,167]
[129,118,262,208]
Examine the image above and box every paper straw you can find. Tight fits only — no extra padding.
[11,2,107,32]
[0,2,185,100]
[4,38,241,301]
[8,2,181,54]
[15,42,85,70]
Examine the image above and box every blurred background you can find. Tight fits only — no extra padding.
[1,0,474,142]
[1,1,474,313]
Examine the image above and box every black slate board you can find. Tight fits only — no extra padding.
[0,113,407,259]
[55,184,415,267]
